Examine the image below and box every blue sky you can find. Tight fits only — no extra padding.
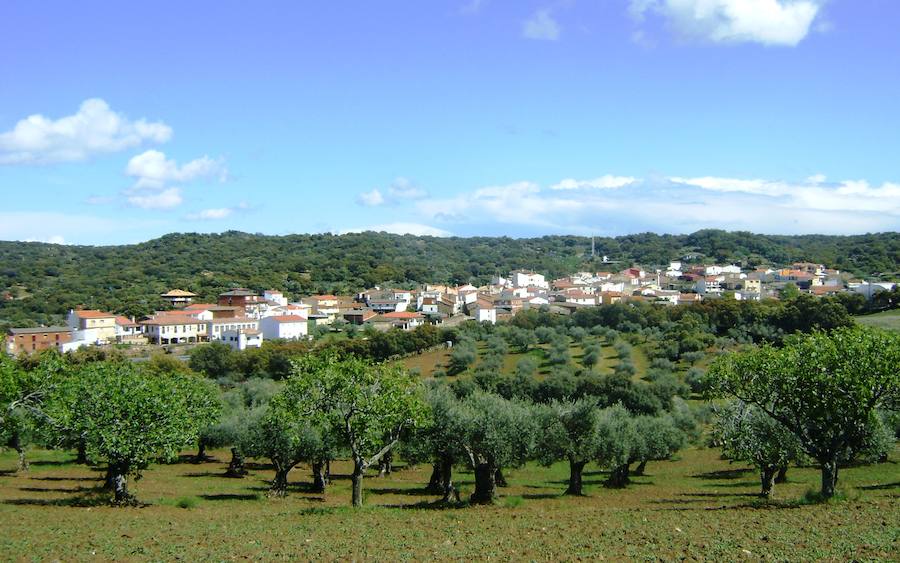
[1,0,898,244]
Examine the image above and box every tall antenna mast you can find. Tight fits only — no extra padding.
[591,235,595,258]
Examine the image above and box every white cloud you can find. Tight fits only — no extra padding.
[0,98,171,164]
[523,9,561,41]
[356,177,427,206]
[357,188,385,207]
[121,150,226,211]
[387,177,428,199]
[0,212,160,244]
[631,0,822,46]
[413,173,900,236]
[126,187,183,210]
[341,222,453,237]
[551,176,638,190]
[185,202,250,221]
[126,149,225,190]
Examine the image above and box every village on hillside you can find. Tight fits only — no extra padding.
[4,260,897,357]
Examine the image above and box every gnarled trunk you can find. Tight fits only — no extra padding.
[225,447,246,478]
[606,464,630,488]
[427,462,443,493]
[633,460,648,476]
[440,456,459,502]
[351,458,365,508]
[565,459,587,496]
[109,463,136,506]
[820,458,838,499]
[378,451,393,477]
[471,463,497,504]
[16,447,28,473]
[495,468,508,488]
[193,437,208,463]
[269,465,290,497]
[76,439,88,465]
[312,461,327,493]
[760,466,776,498]
[775,464,788,484]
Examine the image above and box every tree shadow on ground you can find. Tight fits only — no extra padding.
[30,475,98,482]
[182,471,229,478]
[3,492,113,507]
[19,485,100,494]
[703,480,760,489]
[857,481,900,491]
[692,468,753,480]
[368,487,438,497]
[521,493,560,500]
[30,459,76,467]
[384,499,470,510]
[199,493,262,501]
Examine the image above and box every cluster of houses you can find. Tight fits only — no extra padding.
[4,263,896,356]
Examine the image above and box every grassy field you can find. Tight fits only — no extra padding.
[856,309,900,331]
[1,446,897,560]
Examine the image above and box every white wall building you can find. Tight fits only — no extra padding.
[221,328,263,351]
[260,315,309,341]
[510,270,548,289]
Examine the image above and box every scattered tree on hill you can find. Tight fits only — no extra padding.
[281,354,427,507]
[712,402,805,497]
[457,393,536,503]
[535,398,601,495]
[708,326,900,499]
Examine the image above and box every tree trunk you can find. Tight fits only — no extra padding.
[76,439,88,465]
[378,450,393,477]
[440,457,459,503]
[15,447,28,473]
[351,459,365,508]
[471,463,497,504]
[104,465,115,490]
[775,464,788,484]
[820,458,838,499]
[110,464,136,505]
[760,466,776,498]
[565,459,587,496]
[606,464,630,488]
[193,438,208,463]
[312,461,327,493]
[325,459,331,483]
[633,460,648,476]
[427,462,443,493]
[225,448,246,478]
[269,466,290,497]
[495,467,508,487]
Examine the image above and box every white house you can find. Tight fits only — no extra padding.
[473,299,497,324]
[852,282,896,300]
[510,270,548,289]
[139,316,207,345]
[263,290,288,307]
[221,328,263,351]
[207,318,260,342]
[260,315,309,341]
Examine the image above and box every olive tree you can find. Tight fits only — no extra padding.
[594,404,639,488]
[708,326,900,499]
[457,392,536,503]
[629,414,685,476]
[283,354,427,507]
[712,401,805,498]
[61,363,219,504]
[535,397,600,495]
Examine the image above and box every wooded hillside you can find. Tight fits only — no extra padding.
[0,229,897,328]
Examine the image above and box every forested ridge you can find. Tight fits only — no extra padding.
[0,229,897,327]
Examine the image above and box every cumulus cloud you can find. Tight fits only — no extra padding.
[357,188,385,207]
[126,187,183,210]
[185,202,250,221]
[356,177,427,206]
[0,98,171,164]
[551,176,638,190]
[341,222,453,237]
[523,9,561,41]
[631,0,822,46]
[413,173,900,236]
[122,149,226,210]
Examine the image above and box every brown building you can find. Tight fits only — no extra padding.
[6,326,72,355]
[217,289,262,308]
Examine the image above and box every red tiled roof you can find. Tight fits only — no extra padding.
[267,315,307,323]
[72,310,115,319]
[382,312,423,319]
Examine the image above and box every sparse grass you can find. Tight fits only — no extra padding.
[0,446,897,560]
[855,309,900,331]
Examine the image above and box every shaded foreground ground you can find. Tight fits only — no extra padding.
[1,447,897,560]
